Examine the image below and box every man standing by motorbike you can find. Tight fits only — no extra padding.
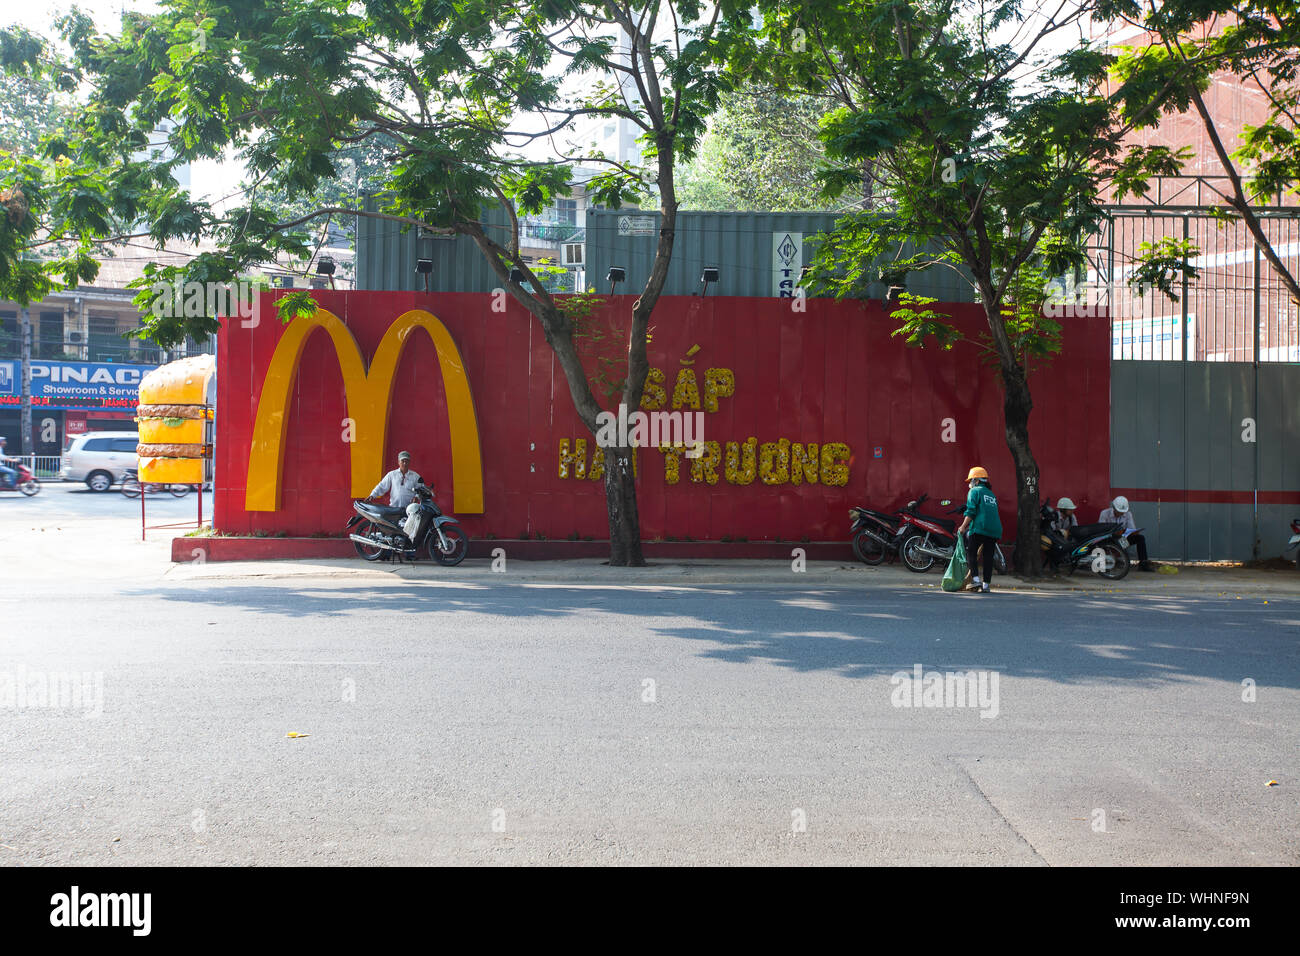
[957,466,1002,593]
[366,450,423,508]
[1099,495,1155,571]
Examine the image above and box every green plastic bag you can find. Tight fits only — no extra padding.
[941,534,968,591]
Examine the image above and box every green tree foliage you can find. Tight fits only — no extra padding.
[677,88,843,210]
[1099,0,1300,304]
[45,1,751,565]
[732,0,1131,573]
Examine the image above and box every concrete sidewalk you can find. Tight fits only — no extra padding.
[164,553,1300,598]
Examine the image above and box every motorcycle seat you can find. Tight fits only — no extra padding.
[919,513,957,531]
[358,501,407,519]
[1070,522,1119,541]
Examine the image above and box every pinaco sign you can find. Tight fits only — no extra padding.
[244,307,484,513]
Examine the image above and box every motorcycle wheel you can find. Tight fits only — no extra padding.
[20,478,39,496]
[429,524,468,566]
[350,520,387,561]
[1097,541,1130,580]
[121,477,141,498]
[852,530,886,565]
[169,483,191,497]
[901,534,936,573]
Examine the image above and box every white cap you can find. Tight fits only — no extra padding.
[1112,495,1129,514]
[1056,497,1076,510]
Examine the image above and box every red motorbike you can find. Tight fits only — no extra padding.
[0,461,40,496]
[898,492,1006,574]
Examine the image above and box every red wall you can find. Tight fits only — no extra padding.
[214,291,1111,541]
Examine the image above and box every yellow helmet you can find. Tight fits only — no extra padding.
[965,466,989,481]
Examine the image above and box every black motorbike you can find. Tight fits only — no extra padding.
[1040,501,1131,580]
[849,505,907,564]
[346,481,468,566]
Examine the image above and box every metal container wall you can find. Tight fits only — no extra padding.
[357,201,977,301]
[1110,359,1300,560]
[583,209,975,301]
[355,200,511,293]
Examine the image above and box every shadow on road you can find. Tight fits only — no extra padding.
[123,581,1300,689]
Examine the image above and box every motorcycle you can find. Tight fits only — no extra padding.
[848,505,907,565]
[1040,501,1132,580]
[0,461,40,496]
[346,481,468,566]
[899,493,1007,575]
[121,468,190,498]
[1285,517,1300,569]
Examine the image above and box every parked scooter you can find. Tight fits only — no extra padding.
[1040,501,1132,579]
[848,505,907,565]
[1286,517,1300,569]
[346,481,468,565]
[899,493,1007,574]
[0,461,40,496]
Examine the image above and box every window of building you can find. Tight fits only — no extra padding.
[0,311,15,355]
[564,243,584,265]
[555,198,577,225]
[88,315,120,362]
[38,312,64,359]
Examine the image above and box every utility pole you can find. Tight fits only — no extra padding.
[19,306,32,455]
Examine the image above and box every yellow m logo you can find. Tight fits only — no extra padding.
[245,307,484,513]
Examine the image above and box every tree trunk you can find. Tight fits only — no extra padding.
[1000,361,1041,576]
[604,445,643,566]
[20,307,32,456]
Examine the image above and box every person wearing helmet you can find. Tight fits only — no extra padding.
[1099,495,1154,571]
[956,466,1002,592]
[1053,497,1079,537]
[0,437,15,490]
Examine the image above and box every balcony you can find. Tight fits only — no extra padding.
[0,334,208,366]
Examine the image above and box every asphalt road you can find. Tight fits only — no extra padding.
[1,494,1297,865]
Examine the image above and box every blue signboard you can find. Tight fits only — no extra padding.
[0,360,157,410]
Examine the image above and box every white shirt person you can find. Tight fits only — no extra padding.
[368,451,422,508]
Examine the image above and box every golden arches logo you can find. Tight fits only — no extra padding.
[245,307,484,513]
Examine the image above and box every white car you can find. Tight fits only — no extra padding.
[60,431,139,491]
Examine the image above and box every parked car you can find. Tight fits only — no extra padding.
[60,431,139,491]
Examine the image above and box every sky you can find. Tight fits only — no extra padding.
[3,0,246,208]
[4,0,1107,210]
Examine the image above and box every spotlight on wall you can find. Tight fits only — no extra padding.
[416,257,433,293]
[607,266,625,295]
[316,256,337,290]
[699,266,720,297]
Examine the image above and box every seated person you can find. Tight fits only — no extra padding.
[1053,497,1079,537]
[1099,495,1154,571]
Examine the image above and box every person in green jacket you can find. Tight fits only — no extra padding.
[957,466,1002,593]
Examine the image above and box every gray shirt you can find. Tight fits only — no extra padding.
[1099,507,1136,531]
[370,468,422,508]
